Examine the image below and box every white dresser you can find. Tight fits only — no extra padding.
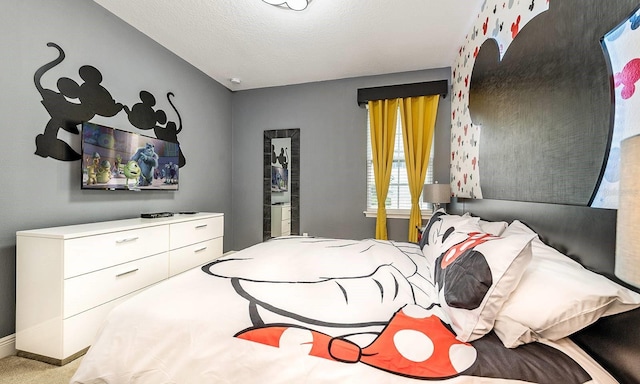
[15,212,223,365]
[271,203,291,237]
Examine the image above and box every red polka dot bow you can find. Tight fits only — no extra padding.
[235,306,477,379]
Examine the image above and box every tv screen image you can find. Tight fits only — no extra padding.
[81,122,180,191]
[271,165,288,192]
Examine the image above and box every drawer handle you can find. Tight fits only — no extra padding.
[195,224,208,229]
[116,237,139,244]
[115,268,139,278]
[194,247,208,253]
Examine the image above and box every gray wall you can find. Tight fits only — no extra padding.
[1,0,451,343]
[231,68,452,251]
[0,0,233,339]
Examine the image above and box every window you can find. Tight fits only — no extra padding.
[366,106,434,218]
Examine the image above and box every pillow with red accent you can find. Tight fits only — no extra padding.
[419,209,480,265]
[434,230,535,342]
[493,220,640,348]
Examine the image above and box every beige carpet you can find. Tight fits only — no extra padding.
[0,355,82,384]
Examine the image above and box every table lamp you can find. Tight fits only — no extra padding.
[423,182,451,213]
[616,134,640,288]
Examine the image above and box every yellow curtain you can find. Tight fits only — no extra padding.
[369,99,399,240]
[400,95,440,242]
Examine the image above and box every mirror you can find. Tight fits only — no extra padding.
[263,129,300,240]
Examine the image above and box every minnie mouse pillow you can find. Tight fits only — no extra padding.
[433,229,535,342]
[419,209,480,265]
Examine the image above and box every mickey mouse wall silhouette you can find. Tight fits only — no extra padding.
[33,42,186,167]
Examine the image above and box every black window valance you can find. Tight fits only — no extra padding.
[357,80,448,107]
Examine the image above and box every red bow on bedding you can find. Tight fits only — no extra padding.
[235,306,477,379]
[440,232,498,268]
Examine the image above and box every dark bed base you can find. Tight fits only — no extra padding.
[450,198,640,384]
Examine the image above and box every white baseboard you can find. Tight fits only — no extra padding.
[0,334,16,359]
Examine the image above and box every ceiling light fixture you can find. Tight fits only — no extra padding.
[262,0,310,11]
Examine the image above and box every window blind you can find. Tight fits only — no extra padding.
[366,107,434,212]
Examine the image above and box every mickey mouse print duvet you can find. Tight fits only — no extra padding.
[70,236,618,384]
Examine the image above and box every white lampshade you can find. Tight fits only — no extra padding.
[423,182,451,212]
[615,134,640,288]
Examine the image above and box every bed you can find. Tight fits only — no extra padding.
[70,201,640,384]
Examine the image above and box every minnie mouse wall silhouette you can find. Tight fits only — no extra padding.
[156,93,185,167]
[33,42,186,167]
[124,90,186,167]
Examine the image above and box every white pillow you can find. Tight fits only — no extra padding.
[494,220,640,348]
[479,220,508,236]
[434,227,535,342]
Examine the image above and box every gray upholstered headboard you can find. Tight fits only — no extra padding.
[449,198,640,383]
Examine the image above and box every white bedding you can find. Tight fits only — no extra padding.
[70,237,618,384]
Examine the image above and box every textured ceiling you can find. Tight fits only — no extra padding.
[92,0,483,91]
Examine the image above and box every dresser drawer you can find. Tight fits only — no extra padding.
[63,252,168,318]
[62,292,133,360]
[170,216,223,250]
[169,237,223,276]
[16,213,224,364]
[64,226,169,279]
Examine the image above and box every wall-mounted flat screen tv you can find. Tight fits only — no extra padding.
[271,165,288,192]
[81,122,180,191]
